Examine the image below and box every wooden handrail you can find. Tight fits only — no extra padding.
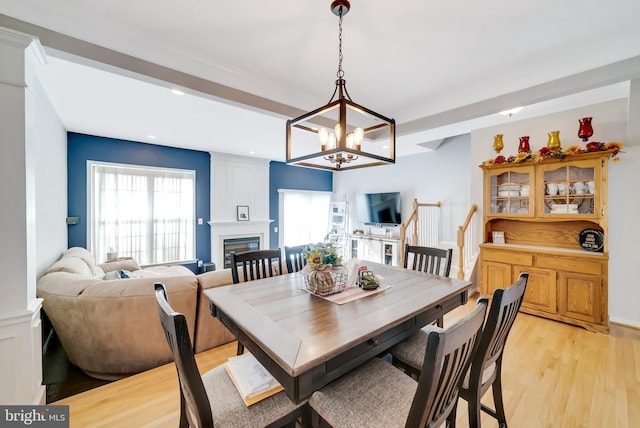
[457,204,478,279]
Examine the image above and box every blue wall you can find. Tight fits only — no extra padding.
[67,133,211,272]
[269,161,333,247]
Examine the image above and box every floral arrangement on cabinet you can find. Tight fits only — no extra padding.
[482,141,623,167]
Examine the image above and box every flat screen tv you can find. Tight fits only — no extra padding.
[356,192,402,226]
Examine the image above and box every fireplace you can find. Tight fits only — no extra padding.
[223,236,261,268]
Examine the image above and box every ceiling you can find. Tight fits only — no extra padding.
[2,1,640,161]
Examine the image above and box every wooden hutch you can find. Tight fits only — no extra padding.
[479,150,615,333]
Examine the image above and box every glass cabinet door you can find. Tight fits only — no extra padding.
[539,161,597,216]
[487,168,533,216]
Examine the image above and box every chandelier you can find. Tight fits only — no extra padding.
[286,0,395,171]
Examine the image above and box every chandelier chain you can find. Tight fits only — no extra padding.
[337,9,344,79]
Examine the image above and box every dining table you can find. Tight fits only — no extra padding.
[205,262,472,404]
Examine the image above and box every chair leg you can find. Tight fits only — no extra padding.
[466,387,481,428]
[178,391,189,428]
[491,374,508,427]
[299,403,312,428]
[236,342,244,355]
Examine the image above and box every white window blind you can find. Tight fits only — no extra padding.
[88,161,195,265]
[279,190,332,248]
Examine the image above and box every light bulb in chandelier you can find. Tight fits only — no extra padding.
[327,133,337,150]
[346,133,354,149]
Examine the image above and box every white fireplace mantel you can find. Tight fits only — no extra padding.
[209,220,273,268]
[207,219,273,226]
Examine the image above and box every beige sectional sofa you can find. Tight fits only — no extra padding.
[37,247,240,380]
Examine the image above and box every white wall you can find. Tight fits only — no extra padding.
[34,76,68,278]
[470,98,639,328]
[333,134,471,245]
[608,144,640,327]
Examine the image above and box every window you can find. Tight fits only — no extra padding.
[88,161,195,265]
[278,190,332,248]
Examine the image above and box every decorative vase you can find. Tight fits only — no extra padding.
[518,136,531,153]
[547,131,561,150]
[302,264,347,296]
[578,117,593,142]
[493,134,504,154]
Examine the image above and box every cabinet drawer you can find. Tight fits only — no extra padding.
[483,249,532,266]
[535,255,602,275]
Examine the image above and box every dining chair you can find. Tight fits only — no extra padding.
[230,248,283,284]
[404,244,453,277]
[308,299,488,428]
[230,248,282,355]
[154,283,308,428]
[459,273,528,428]
[284,245,307,273]
[390,274,529,428]
[404,244,453,328]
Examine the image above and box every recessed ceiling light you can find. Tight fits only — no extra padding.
[249,151,256,154]
[171,88,184,96]
[499,107,523,117]
[148,135,156,139]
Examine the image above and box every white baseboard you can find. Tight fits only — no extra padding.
[609,316,640,330]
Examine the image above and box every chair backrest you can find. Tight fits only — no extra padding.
[405,299,488,428]
[404,244,453,277]
[154,283,213,428]
[230,248,283,284]
[284,245,308,273]
[469,273,528,389]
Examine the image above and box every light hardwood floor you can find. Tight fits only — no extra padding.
[54,299,640,427]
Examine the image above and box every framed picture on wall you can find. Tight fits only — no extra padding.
[237,205,250,221]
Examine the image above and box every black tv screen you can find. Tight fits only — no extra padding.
[356,192,402,225]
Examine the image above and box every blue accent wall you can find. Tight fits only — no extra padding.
[269,161,333,247]
[67,132,211,272]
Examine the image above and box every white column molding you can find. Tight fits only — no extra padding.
[0,25,47,405]
[209,153,272,268]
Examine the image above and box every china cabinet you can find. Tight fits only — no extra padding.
[479,150,613,333]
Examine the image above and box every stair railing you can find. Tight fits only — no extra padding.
[399,198,441,266]
[456,204,478,280]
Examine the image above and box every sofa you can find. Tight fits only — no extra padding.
[37,247,242,380]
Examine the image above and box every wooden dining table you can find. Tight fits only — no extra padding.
[205,262,472,404]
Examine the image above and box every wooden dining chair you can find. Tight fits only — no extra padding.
[284,245,307,273]
[404,244,453,277]
[230,248,282,354]
[309,299,488,428]
[404,244,453,328]
[154,283,308,428]
[390,274,528,428]
[459,273,528,428]
[230,248,283,284]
